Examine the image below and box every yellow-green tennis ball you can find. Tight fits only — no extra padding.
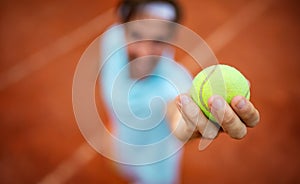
[190,64,250,122]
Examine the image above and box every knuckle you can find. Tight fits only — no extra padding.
[244,109,260,127]
[221,108,236,127]
[230,126,247,140]
[220,108,248,139]
[185,105,200,122]
[247,110,260,127]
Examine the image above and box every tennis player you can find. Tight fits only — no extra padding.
[99,0,260,183]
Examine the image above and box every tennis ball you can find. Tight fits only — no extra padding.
[190,64,250,122]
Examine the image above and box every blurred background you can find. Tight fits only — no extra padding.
[1,0,300,183]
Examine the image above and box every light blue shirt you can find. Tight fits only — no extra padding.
[99,24,192,183]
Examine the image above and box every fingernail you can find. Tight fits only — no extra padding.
[236,98,246,110]
[180,95,190,105]
[212,97,225,110]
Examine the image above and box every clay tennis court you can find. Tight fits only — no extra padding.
[1,0,299,183]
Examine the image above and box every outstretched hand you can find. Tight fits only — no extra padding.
[170,94,260,145]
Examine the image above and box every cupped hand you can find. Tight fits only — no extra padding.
[174,94,260,141]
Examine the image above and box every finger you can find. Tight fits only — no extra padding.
[231,96,260,127]
[175,96,196,132]
[179,95,219,139]
[209,95,247,139]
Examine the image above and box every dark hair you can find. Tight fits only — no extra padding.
[117,0,182,23]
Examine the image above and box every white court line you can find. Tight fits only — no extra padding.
[0,8,115,91]
[180,0,275,69]
[38,143,97,184]
[205,0,275,52]
[38,0,275,183]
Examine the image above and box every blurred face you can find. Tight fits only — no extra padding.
[124,13,175,79]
